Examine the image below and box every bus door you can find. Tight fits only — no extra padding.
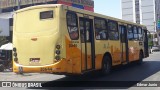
[119,25,129,64]
[79,17,95,71]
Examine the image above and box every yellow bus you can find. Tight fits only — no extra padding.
[12,4,149,74]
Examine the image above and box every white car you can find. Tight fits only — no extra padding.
[152,46,160,52]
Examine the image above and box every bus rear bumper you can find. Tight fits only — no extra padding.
[13,59,70,74]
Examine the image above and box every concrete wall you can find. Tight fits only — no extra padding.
[141,0,155,33]
[122,0,156,33]
[122,0,135,22]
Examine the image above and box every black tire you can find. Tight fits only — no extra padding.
[138,51,143,64]
[0,64,4,72]
[101,56,112,75]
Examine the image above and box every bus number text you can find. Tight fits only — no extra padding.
[69,44,77,48]
[40,67,52,71]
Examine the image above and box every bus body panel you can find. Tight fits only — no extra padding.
[13,5,64,72]
[13,4,149,74]
[13,33,58,65]
[108,41,121,66]
[128,41,140,62]
[65,36,81,74]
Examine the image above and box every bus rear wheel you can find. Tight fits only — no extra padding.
[101,56,111,75]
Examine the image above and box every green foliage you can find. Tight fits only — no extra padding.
[148,34,153,46]
[148,34,152,38]
[148,41,153,46]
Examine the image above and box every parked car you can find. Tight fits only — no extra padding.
[152,46,160,52]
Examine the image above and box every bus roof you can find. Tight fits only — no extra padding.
[15,4,146,28]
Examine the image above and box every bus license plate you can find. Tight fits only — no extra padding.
[30,58,40,63]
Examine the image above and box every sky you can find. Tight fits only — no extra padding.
[94,0,122,19]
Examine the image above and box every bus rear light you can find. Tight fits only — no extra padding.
[55,56,60,60]
[15,61,19,63]
[13,53,17,57]
[56,45,61,49]
[14,58,18,62]
[55,50,60,55]
[13,48,17,52]
[14,58,19,63]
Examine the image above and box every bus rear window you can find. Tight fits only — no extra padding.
[40,10,53,19]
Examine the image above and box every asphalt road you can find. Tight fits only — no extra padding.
[42,52,160,89]
[0,52,160,89]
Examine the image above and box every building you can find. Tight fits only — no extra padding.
[0,0,94,43]
[155,0,160,46]
[0,0,94,13]
[121,0,160,46]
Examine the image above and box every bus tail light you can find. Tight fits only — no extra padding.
[14,58,19,63]
[55,45,61,61]
[56,45,61,49]
[13,47,16,52]
[14,58,18,61]
[13,53,17,57]
[14,57,19,63]
[13,47,19,63]
[55,50,60,55]
[55,56,60,61]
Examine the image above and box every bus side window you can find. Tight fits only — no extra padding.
[133,26,139,40]
[119,25,126,43]
[94,18,107,40]
[108,20,119,40]
[80,20,85,43]
[66,12,79,40]
[138,27,143,41]
[128,25,134,40]
[86,21,90,41]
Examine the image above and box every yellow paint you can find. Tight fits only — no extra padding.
[13,4,147,75]
[128,41,140,62]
